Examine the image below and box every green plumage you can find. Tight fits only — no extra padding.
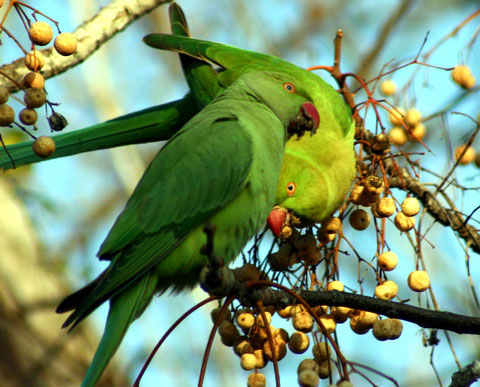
[57,70,319,386]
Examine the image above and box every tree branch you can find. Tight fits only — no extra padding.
[0,0,171,92]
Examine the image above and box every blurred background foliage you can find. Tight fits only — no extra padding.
[0,0,479,386]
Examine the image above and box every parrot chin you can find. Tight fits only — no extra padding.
[267,206,288,237]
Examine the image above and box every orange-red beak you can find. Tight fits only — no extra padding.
[267,206,288,237]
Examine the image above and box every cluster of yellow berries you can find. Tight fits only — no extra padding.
[0,18,78,159]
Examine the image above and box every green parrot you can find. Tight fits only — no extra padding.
[56,70,320,386]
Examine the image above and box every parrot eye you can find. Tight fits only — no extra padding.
[283,82,296,93]
[286,182,296,196]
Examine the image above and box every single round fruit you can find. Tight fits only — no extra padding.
[388,107,406,126]
[327,280,344,291]
[292,310,313,332]
[25,50,45,71]
[451,65,476,89]
[28,21,53,46]
[32,136,56,158]
[218,320,239,347]
[240,353,257,371]
[298,369,320,387]
[405,108,422,127]
[401,197,420,216]
[408,270,430,292]
[255,311,272,327]
[23,72,45,89]
[380,79,397,96]
[54,32,78,56]
[394,212,415,232]
[312,342,331,361]
[349,208,370,230]
[454,145,476,165]
[247,372,266,387]
[24,88,46,108]
[374,197,395,218]
[378,251,398,271]
[389,127,407,146]
[0,104,15,126]
[409,123,426,140]
[288,331,309,354]
[236,312,255,330]
[375,280,398,300]
[0,85,9,104]
[263,339,287,361]
[19,108,38,125]
[317,314,336,334]
[298,359,320,374]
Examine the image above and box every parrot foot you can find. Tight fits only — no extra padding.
[199,223,235,296]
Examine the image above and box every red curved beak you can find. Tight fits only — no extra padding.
[267,206,288,237]
[301,102,320,130]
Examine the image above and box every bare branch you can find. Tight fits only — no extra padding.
[0,0,171,92]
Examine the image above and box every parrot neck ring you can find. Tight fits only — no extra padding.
[287,102,320,139]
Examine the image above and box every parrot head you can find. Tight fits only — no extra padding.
[241,70,320,137]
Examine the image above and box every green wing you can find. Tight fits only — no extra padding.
[57,112,253,328]
[0,96,197,170]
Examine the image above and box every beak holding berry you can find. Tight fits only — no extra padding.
[267,206,296,239]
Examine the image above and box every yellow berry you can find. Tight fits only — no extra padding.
[394,212,415,232]
[23,72,45,89]
[255,311,272,327]
[292,310,313,332]
[330,306,353,323]
[455,145,476,165]
[357,310,378,327]
[263,339,287,361]
[254,349,267,369]
[277,305,292,318]
[389,126,407,146]
[374,197,395,218]
[327,280,344,291]
[380,79,397,96]
[25,50,45,71]
[388,107,406,126]
[409,123,426,140]
[378,251,398,271]
[32,136,56,158]
[28,21,53,46]
[240,353,257,370]
[375,280,398,300]
[405,108,422,127]
[451,65,476,89]
[247,372,266,387]
[349,208,370,230]
[237,312,255,330]
[54,32,78,56]
[401,197,420,216]
[317,314,336,334]
[408,271,430,292]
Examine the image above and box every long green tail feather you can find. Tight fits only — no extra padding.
[0,95,196,171]
[168,2,218,107]
[81,272,158,387]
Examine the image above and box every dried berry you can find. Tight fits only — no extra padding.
[48,112,68,132]
[23,72,45,89]
[54,32,78,56]
[288,331,309,354]
[0,86,9,104]
[28,21,53,46]
[19,108,38,125]
[32,136,56,158]
[247,372,266,387]
[378,251,398,271]
[408,270,430,292]
[24,88,46,108]
[401,197,420,216]
[349,208,370,230]
[25,50,45,71]
[394,212,415,232]
[0,104,15,126]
